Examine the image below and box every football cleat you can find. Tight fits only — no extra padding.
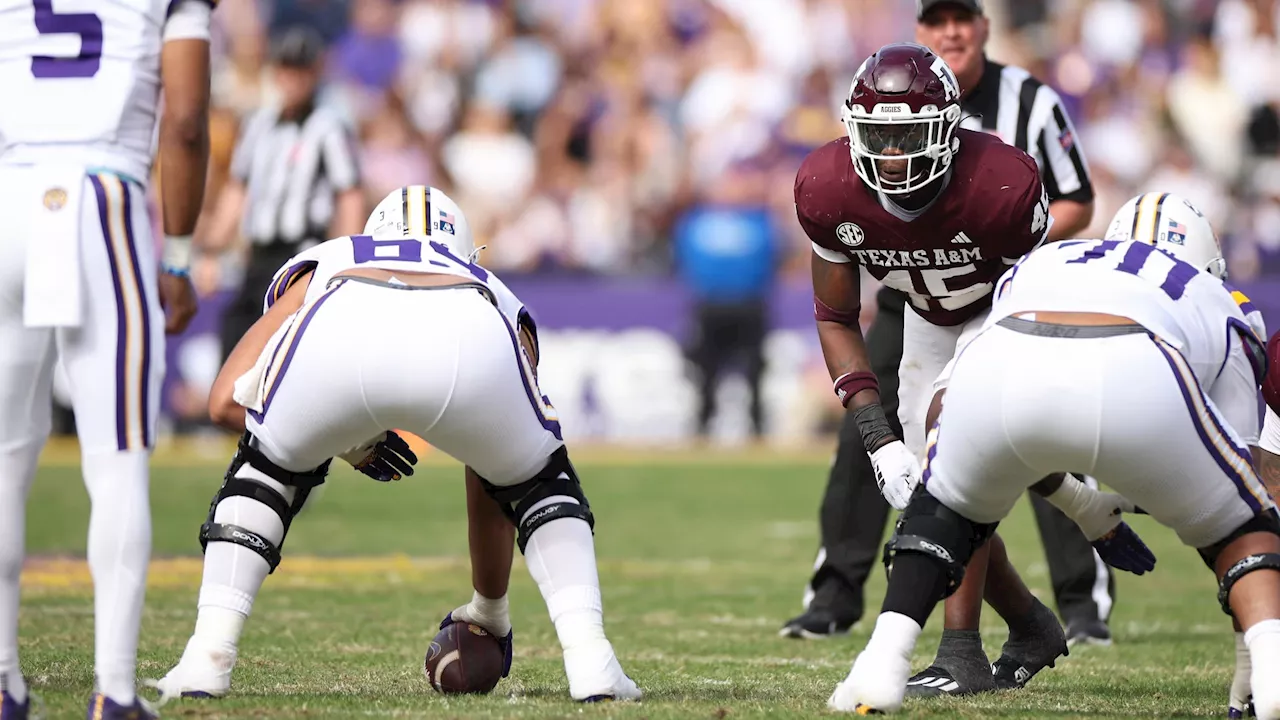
[1228,694,1255,718]
[1065,617,1112,648]
[1,690,30,720]
[148,637,237,700]
[85,693,157,720]
[563,644,642,702]
[905,661,996,698]
[828,650,910,713]
[991,598,1069,690]
[779,608,857,640]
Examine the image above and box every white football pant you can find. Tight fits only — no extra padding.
[0,165,163,705]
[245,278,564,482]
[924,323,1273,548]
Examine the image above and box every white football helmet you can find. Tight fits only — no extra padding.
[364,185,478,261]
[1104,192,1226,279]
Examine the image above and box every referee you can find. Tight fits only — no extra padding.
[782,0,1105,646]
[199,26,364,360]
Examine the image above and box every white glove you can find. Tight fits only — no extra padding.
[869,441,921,510]
[450,591,511,638]
[1042,474,1133,541]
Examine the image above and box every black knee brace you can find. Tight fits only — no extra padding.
[882,486,998,599]
[481,447,595,553]
[199,432,331,573]
[1218,553,1280,616]
[1200,510,1280,616]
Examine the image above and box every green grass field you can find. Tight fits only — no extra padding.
[21,441,1239,718]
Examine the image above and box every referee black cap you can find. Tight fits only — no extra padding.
[917,0,984,20]
[270,26,325,68]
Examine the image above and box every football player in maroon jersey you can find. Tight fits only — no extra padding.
[797,42,1147,702]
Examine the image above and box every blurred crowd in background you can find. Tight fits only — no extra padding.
[109,0,1280,441]
[192,0,1280,278]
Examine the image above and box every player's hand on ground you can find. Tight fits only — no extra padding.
[1090,521,1156,575]
[869,440,921,510]
[341,431,417,481]
[442,609,513,678]
[158,271,198,335]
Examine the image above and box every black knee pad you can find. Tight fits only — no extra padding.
[1198,510,1280,570]
[1200,510,1280,616]
[1219,553,1280,616]
[481,447,595,553]
[882,486,997,599]
[199,432,331,573]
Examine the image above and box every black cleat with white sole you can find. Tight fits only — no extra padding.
[778,609,857,639]
[1066,617,1112,647]
[905,661,996,698]
[991,598,1070,690]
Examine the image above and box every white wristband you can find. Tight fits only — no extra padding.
[163,234,193,272]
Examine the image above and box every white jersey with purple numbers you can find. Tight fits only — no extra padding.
[263,234,530,330]
[990,239,1266,393]
[0,0,212,182]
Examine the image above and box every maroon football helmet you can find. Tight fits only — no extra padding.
[842,42,963,195]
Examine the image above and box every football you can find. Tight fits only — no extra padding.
[424,622,505,695]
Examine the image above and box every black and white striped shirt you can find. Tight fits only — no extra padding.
[230,100,360,247]
[960,60,1094,203]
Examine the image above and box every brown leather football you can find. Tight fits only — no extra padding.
[424,622,504,694]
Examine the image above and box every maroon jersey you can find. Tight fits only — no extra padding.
[796,128,1049,326]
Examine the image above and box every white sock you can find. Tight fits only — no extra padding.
[83,450,153,706]
[521,496,606,652]
[1231,631,1252,712]
[1247,619,1280,720]
[192,464,296,652]
[866,612,923,662]
[0,442,41,705]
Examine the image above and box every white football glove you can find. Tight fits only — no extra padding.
[869,440,921,510]
[1043,475,1133,541]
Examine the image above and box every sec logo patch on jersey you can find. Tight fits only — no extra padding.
[836,222,865,247]
[42,187,68,212]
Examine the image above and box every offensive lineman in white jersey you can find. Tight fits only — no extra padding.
[0,0,210,715]
[154,186,642,704]
[829,192,1280,716]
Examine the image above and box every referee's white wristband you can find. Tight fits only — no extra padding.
[162,234,193,275]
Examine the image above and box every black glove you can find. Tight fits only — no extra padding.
[1091,521,1156,575]
[347,431,418,482]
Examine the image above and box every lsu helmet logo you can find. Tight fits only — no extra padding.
[43,187,67,212]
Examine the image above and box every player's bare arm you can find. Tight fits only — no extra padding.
[198,180,248,254]
[158,36,211,334]
[465,466,516,601]
[811,255,878,410]
[330,188,367,238]
[1259,449,1280,502]
[812,253,920,509]
[208,270,313,430]
[1046,199,1093,241]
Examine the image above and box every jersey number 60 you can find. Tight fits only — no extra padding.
[30,0,102,79]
